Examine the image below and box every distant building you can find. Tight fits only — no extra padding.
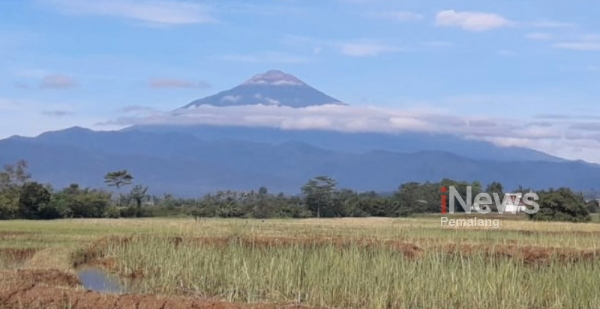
[502,193,528,213]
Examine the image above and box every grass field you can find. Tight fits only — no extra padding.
[1,215,600,308]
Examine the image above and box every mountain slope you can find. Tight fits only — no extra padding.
[127,124,564,162]
[182,70,345,109]
[1,128,597,196]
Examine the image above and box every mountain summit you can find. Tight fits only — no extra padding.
[182,70,345,109]
[242,70,307,86]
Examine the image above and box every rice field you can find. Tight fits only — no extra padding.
[1,215,600,308]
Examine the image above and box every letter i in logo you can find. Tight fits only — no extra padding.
[441,186,448,214]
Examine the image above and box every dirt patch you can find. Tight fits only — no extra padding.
[0,231,31,237]
[440,243,600,265]
[0,269,81,287]
[0,284,317,309]
[516,230,600,237]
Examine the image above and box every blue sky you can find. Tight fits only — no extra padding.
[1,0,599,161]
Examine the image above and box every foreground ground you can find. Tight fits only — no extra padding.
[1,215,600,308]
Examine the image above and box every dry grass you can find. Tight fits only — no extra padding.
[1,216,600,308]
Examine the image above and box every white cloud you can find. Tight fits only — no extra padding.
[40,0,215,25]
[0,97,108,138]
[579,34,600,41]
[97,104,600,163]
[435,10,512,31]
[368,10,424,22]
[0,99,21,112]
[41,110,73,117]
[554,42,600,51]
[119,105,157,113]
[340,43,403,56]
[531,20,576,29]
[149,78,211,89]
[40,74,79,89]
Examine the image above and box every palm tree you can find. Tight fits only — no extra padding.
[104,170,133,206]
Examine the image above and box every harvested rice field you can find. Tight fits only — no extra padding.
[1,216,600,309]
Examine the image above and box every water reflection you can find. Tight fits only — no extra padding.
[77,267,124,294]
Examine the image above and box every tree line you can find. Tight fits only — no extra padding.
[0,160,595,222]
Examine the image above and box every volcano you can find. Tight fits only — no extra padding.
[181,70,346,109]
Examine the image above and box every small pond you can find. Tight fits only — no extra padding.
[77,267,125,294]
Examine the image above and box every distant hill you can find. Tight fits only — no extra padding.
[1,127,598,197]
[181,70,345,109]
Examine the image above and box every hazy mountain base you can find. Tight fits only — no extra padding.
[1,127,599,196]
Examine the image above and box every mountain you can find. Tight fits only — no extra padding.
[127,125,564,162]
[1,128,599,196]
[1,70,596,196]
[182,70,345,109]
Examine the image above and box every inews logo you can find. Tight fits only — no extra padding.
[440,186,540,229]
[440,186,540,215]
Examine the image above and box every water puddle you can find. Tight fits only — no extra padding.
[77,267,125,294]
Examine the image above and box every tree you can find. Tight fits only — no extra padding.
[586,199,599,214]
[529,188,591,222]
[0,160,32,219]
[18,182,51,219]
[394,182,431,216]
[61,187,111,218]
[301,176,337,218]
[104,170,133,205]
[129,185,149,217]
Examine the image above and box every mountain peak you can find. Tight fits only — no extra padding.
[181,70,345,109]
[242,70,306,86]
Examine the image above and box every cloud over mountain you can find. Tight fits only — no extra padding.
[100,102,600,163]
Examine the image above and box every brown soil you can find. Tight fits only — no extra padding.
[0,269,81,287]
[0,284,316,309]
[0,231,31,237]
[516,229,600,237]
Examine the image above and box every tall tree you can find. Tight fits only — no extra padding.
[301,176,337,218]
[104,170,133,205]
